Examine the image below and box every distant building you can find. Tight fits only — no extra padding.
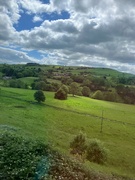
[2,76,12,80]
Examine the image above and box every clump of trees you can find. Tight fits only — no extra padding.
[9,79,28,89]
[54,85,69,100]
[70,133,108,164]
[1,64,39,78]
[1,64,135,105]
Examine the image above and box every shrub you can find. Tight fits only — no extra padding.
[70,132,87,156]
[54,88,67,100]
[0,132,49,180]
[86,139,108,164]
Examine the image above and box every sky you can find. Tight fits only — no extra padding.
[0,0,135,74]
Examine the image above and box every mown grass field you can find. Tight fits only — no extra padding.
[0,87,135,179]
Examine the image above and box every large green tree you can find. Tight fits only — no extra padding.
[34,90,45,103]
[82,86,90,97]
[69,82,79,96]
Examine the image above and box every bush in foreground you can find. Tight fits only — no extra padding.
[0,132,49,180]
[1,132,131,180]
[86,139,108,164]
[70,134,108,165]
[70,132,87,156]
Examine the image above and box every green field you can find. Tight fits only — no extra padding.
[19,77,38,85]
[0,87,135,179]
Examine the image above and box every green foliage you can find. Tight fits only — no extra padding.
[60,84,69,94]
[61,77,73,85]
[116,84,125,94]
[0,132,49,180]
[69,82,79,96]
[82,86,90,97]
[86,139,108,164]
[92,90,104,100]
[46,151,114,180]
[54,84,68,100]
[34,90,45,103]
[9,79,28,89]
[82,78,91,87]
[76,87,83,96]
[1,87,135,179]
[70,133,108,165]
[70,132,87,155]
[0,132,114,180]
[104,91,118,102]
[54,88,67,100]
[33,81,46,90]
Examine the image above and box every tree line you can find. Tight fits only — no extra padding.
[1,64,135,104]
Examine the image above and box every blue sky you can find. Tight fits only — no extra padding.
[0,0,135,74]
[14,10,70,31]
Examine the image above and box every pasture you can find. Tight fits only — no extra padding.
[0,87,135,179]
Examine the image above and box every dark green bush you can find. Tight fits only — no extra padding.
[86,139,108,164]
[0,132,49,180]
[70,132,87,156]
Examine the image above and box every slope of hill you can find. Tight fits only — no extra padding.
[0,87,135,179]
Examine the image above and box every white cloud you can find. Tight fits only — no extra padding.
[0,0,20,24]
[0,47,37,64]
[33,15,43,22]
[0,0,135,74]
[18,0,53,14]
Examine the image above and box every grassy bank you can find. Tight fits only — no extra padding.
[0,87,135,179]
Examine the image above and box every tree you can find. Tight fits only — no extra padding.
[104,91,117,102]
[82,79,91,87]
[54,88,67,100]
[92,90,104,100]
[82,86,90,97]
[115,84,125,94]
[60,84,69,94]
[69,82,79,96]
[34,90,45,103]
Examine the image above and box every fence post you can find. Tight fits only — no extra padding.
[100,110,104,133]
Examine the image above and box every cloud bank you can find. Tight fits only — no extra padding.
[0,0,135,74]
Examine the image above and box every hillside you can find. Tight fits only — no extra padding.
[0,63,135,78]
[1,64,135,105]
[0,87,135,179]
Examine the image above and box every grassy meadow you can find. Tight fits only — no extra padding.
[0,87,135,179]
[19,77,38,85]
